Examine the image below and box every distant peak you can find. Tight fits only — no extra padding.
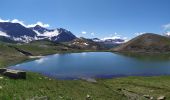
[34,25,43,28]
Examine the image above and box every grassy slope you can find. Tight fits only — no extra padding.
[0,43,28,67]
[0,42,170,99]
[113,33,170,53]
[1,74,170,100]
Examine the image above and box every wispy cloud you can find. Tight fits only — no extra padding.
[163,23,170,30]
[0,18,50,28]
[134,32,145,36]
[81,31,96,36]
[102,33,129,42]
[11,19,25,26]
[0,18,10,22]
[27,21,50,28]
[91,32,95,36]
[81,31,87,35]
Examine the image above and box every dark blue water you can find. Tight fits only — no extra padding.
[9,52,170,79]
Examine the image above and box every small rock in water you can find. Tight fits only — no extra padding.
[157,96,166,100]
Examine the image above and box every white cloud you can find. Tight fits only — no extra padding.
[0,18,50,28]
[11,19,25,26]
[81,31,87,34]
[102,33,129,42]
[134,32,145,36]
[102,36,121,40]
[91,32,95,36]
[163,23,170,30]
[0,18,10,22]
[27,21,50,28]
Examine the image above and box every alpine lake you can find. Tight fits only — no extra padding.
[9,52,170,80]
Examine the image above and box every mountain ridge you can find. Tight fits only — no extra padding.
[113,33,170,53]
[0,22,77,43]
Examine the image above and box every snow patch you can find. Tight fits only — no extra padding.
[34,29,59,38]
[83,43,89,46]
[0,31,10,37]
[12,35,36,43]
[165,32,170,36]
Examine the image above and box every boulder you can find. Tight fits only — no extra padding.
[0,68,7,74]
[29,96,49,100]
[86,94,91,99]
[157,96,166,100]
[3,69,26,79]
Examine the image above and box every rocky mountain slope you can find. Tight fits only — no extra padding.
[93,38,125,49]
[67,37,104,50]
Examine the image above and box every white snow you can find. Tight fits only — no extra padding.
[0,31,10,37]
[165,32,170,36]
[83,43,89,46]
[12,35,36,43]
[102,36,122,41]
[34,29,59,38]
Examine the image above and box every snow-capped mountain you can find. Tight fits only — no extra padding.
[92,38,125,44]
[92,38,125,49]
[92,38,102,42]
[31,25,77,42]
[0,22,37,43]
[0,22,77,43]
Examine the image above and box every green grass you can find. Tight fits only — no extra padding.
[0,42,170,99]
[0,73,170,99]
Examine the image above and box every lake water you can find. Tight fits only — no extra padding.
[9,52,170,79]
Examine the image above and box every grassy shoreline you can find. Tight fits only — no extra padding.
[1,50,170,99]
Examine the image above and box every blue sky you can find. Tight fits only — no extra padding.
[1,0,170,39]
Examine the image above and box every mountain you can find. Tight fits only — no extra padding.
[0,22,37,43]
[92,38,125,49]
[113,33,170,53]
[0,36,18,43]
[31,25,77,42]
[67,37,104,50]
[30,25,53,34]
[50,28,77,42]
[92,38,101,42]
[0,22,77,43]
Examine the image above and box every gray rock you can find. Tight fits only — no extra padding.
[157,96,166,100]
[28,96,49,100]
[0,68,7,74]
[3,69,26,79]
[143,95,150,99]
